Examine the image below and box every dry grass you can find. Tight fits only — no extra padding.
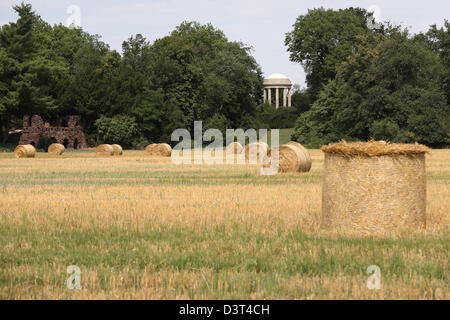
[0,149,448,299]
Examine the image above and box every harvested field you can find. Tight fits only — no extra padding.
[0,149,448,299]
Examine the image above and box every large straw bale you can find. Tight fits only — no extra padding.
[95,144,114,156]
[111,144,123,155]
[14,144,36,158]
[145,143,172,157]
[321,140,428,236]
[48,143,65,155]
[262,144,310,173]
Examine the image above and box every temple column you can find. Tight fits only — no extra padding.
[288,89,292,107]
[268,88,271,105]
[275,87,279,108]
[263,88,266,103]
[283,88,287,107]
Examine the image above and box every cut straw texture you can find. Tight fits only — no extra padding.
[321,140,427,236]
[111,144,123,156]
[263,144,311,173]
[48,143,65,155]
[226,142,243,155]
[145,143,172,157]
[14,144,36,158]
[95,144,114,156]
[321,140,429,157]
[244,142,269,163]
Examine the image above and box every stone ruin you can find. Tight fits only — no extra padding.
[19,115,87,149]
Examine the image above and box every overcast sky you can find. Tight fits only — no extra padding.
[1,0,449,87]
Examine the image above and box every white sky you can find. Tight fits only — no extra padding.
[1,0,449,87]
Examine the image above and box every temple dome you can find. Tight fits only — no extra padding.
[263,73,292,86]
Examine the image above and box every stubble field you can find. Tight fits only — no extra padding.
[0,149,448,299]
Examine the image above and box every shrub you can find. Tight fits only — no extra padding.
[95,114,139,148]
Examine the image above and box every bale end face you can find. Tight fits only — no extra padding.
[287,141,311,172]
[111,144,123,156]
[263,144,310,173]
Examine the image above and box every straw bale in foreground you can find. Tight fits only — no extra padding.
[321,140,427,235]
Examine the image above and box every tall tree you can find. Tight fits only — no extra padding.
[292,33,449,147]
[425,21,450,105]
[145,21,263,139]
[0,3,61,142]
[285,7,380,99]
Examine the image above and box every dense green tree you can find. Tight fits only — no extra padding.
[425,21,450,105]
[292,33,449,147]
[0,3,62,142]
[290,86,313,115]
[146,21,263,138]
[95,114,139,147]
[285,7,376,99]
[2,4,448,148]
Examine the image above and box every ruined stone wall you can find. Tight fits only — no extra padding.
[19,115,88,149]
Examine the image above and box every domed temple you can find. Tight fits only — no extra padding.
[263,73,292,108]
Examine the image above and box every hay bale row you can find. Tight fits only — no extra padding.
[48,143,65,155]
[262,142,311,173]
[321,140,428,236]
[14,144,36,158]
[145,143,172,157]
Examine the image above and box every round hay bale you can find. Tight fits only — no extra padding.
[287,141,311,171]
[14,144,36,158]
[145,143,172,157]
[111,144,123,155]
[263,144,309,173]
[48,143,65,155]
[321,140,429,236]
[226,142,243,155]
[95,144,114,156]
[244,142,269,163]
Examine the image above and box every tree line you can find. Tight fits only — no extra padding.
[286,7,449,147]
[0,3,265,148]
[0,4,448,149]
